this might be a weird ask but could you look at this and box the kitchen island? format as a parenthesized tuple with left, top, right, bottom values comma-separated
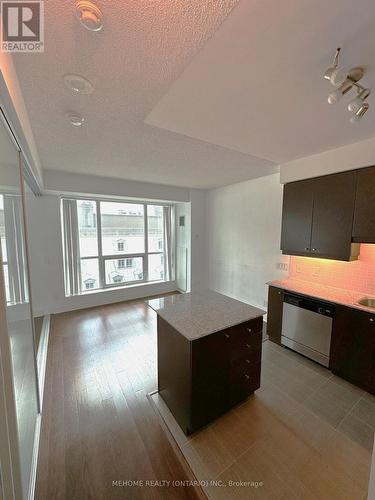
(147, 290, 265, 435)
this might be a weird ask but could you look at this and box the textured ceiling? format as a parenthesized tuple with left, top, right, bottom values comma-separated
(146, 0, 375, 163)
(12, 0, 277, 189)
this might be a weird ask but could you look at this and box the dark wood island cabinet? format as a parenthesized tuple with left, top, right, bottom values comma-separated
(148, 290, 265, 435)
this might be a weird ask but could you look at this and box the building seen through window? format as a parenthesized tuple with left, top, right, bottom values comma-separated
(63, 199, 171, 294)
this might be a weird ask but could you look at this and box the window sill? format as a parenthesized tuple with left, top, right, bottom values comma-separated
(66, 280, 173, 298)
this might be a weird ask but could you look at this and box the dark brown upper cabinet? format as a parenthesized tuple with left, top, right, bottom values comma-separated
(352, 166, 375, 243)
(280, 179, 314, 255)
(281, 171, 359, 261)
(310, 171, 357, 261)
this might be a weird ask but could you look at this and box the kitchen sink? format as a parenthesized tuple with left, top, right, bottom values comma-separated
(357, 297, 375, 309)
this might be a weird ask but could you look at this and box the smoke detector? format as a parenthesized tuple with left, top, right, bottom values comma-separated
(67, 113, 85, 127)
(75, 1, 103, 32)
(63, 74, 94, 95)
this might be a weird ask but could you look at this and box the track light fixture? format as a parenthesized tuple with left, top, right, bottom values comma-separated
(324, 48, 371, 123)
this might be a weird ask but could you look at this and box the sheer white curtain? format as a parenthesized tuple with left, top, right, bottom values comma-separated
(61, 199, 81, 296)
(3, 195, 28, 304)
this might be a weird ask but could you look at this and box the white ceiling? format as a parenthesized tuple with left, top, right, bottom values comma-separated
(12, 0, 375, 190)
(146, 0, 375, 163)
(12, 0, 277, 190)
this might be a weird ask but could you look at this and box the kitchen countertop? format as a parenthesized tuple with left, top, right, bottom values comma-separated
(147, 289, 265, 340)
(269, 278, 375, 314)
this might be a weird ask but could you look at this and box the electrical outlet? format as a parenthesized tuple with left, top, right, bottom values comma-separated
(276, 262, 289, 272)
(312, 266, 320, 277)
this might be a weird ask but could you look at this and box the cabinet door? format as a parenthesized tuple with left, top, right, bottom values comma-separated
(280, 180, 314, 255)
(191, 330, 231, 431)
(353, 166, 375, 243)
(310, 171, 356, 260)
(330, 305, 375, 394)
(266, 286, 284, 344)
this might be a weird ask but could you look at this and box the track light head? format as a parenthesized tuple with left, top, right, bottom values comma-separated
(324, 48, 341, 82)
(348, 88, 371, 112)
(327, 79, 353, 104)
(350, 103, 369, 124)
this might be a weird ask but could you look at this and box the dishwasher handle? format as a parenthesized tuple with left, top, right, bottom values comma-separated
(283, 293, 335, 318)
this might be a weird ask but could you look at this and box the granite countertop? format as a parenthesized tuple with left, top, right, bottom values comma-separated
(147, 289, 265, 341)
(269, 278, 375, 314)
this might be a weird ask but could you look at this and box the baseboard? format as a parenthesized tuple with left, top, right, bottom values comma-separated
(28, 316, 50, 500)
(27, 414, 41, 500)
(37, 315, 50, 410)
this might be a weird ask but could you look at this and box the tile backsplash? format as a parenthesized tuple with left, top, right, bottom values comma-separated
(289, 244, 375, 295)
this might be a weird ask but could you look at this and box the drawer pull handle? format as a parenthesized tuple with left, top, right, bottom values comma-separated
(245, 374, 250, 380)
(304, 247, 309, 251)
(312, 248, 317, 252)
(225, 334, 230, 338)
(246, 359, 250, 364)
(370, 318, 374, 322)
(246, 328, 252, 333)
(246, 344, 251, 349)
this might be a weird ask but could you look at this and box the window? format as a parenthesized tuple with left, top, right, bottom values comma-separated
(0, 194, 29, 304)
(62, 199, 174, 296)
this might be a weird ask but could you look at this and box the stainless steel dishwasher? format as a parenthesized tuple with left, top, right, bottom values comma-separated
(281, 293, 335, 367)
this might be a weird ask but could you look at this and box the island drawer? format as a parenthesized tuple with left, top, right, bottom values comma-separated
(233, 317, 263, 337)
(229, 331, 262, 366)
(229, 362, 261, 404)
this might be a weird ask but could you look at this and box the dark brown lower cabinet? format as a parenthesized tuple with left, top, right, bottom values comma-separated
(266, 286, 284, 344)
(158, 315, 263, 435)
(330, 305, 375, 395)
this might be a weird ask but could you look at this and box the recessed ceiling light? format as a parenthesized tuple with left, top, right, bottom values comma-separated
(67, 113, 85, 127)
(75, 1, 103, 32)
(63, 74, 94, 95)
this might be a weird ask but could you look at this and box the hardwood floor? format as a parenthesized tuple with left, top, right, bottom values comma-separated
(35, 296, 203, 500)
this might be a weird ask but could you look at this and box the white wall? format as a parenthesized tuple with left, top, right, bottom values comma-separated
(280, 135, 375, 183)
(43, 170, 190, 203)
(0, 60, 43, 186)
(190, 189, 208, 291)
(206, 173, 288, 310)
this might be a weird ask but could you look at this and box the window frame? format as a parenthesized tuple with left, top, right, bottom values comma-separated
(69, 197, 172, 294)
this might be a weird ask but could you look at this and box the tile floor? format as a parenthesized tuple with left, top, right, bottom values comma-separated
(150, 340, 375, 499)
